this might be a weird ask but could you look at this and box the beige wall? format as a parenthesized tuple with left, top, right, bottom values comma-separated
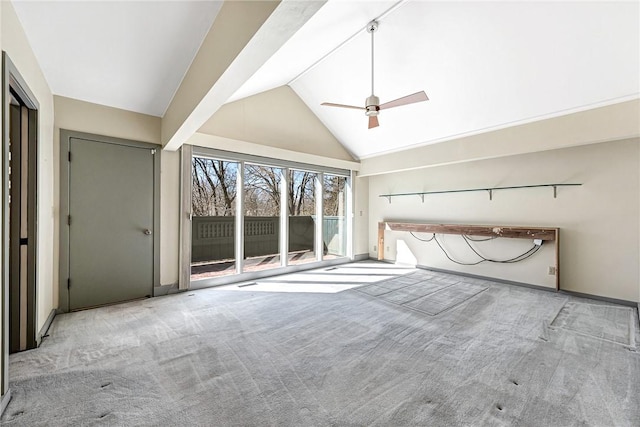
(353, 174, 369, 257)
(2, 0, 56, 338)
(368, 139, 639, 302)
(53, 97, 180, 292)
(198, 85, 354, 162)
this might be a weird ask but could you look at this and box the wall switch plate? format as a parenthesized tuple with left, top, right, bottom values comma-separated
(548, 266, 556, 275)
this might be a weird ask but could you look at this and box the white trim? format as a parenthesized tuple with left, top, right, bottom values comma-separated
(279, 167, 288, 268)
(0, 389, 11, 417)
(178, 145, 193, 291)
(315, 173, 324, 261)
(188, 133, 360, 172)
(36, 309, 56, 346)
(235, 161, 244, 274)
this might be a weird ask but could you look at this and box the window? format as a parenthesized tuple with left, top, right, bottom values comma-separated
(288, 170, 317, 265)
(323, 175, 347, 259)
(244, 164, 282, 271)
(190, 157, 238, 279)
(188, 148, 351, 284)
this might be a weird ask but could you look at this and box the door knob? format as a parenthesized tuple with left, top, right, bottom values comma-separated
(144, 229, 152, 235)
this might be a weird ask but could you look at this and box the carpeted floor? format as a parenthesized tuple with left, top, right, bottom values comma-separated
(2, 262, 639, 426)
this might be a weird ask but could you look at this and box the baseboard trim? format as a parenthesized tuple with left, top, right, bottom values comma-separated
(415, 264, 557, 293)
(558, 290, 637, 308)
(37, 309, 56, 346)
(353, 253, 369, 261)
(369, 256, 393, 264)
(410, 263, 638, 306)
(154, 283, 179, 296)
(0, 390, 12, 417)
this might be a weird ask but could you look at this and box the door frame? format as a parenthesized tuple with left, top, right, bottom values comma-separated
(2, 51, 40, 411)
(58, 130, 161, 313)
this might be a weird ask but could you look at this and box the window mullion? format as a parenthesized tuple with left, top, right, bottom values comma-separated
(280, 168, 288, 268)
(236, 161, 245, 274)
(316, 173, 324, 261)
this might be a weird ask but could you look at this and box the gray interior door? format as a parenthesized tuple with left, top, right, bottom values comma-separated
(68, 137, 154, 310)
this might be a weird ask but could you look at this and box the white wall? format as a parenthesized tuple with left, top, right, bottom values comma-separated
(2, 0, 55, 336)
(368, 139, 639, 302)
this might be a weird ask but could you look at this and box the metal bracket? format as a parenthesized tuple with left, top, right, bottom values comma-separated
(418, 194, 424, 203)
(553, 185, 557, 198)
(487, 189, 493, 201)
(385, 196, 391, 204)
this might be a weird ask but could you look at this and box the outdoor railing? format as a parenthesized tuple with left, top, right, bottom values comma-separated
(192, 216, 345, 263)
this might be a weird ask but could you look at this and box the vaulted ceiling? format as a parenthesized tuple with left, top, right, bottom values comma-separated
(11, 1, 640, 160)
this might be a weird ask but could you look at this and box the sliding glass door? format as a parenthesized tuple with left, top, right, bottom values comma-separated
(244, 164, 282, 272)
(188, 148, 351, 285)
(190, 157, 238, 280)
(323, 175, 347, 259)
(288, 170, 317, 265)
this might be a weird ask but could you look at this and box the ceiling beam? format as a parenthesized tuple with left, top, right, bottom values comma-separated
(161, 0, 326, 151)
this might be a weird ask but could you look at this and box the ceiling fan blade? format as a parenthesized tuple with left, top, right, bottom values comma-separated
(321, 102, 365, 110)
(368, 115, 379, 129)
(379, 91, 429, 110)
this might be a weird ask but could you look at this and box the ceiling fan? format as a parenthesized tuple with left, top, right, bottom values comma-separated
(321, 20, 428, 129)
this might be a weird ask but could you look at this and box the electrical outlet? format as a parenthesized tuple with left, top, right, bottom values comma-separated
(548, 266, 556, 275)
(373, 245, 377, 251)
(359, 210, 363, 216)
(386, 246, 390, 251)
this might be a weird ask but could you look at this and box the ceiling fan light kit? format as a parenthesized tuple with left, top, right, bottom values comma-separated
(321, 20, 428, 129)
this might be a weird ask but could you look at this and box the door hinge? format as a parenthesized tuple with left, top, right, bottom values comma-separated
(67, 215, 71, 226)
(68, 151, 71, 162)
(67, 278, 70, 289)
(151, 149, 156, 155)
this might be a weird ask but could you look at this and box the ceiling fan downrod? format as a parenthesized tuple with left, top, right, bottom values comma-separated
(319, 19, 428, 130)
(366, 21, 380, 118)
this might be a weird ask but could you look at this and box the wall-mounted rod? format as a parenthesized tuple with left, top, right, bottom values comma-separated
(379, 183, 582, 203)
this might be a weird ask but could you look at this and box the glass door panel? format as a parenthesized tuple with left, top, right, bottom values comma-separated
(288, 170, 317, 265)
(244, 164, 282, 272)
(191, 157, 238, 280)
(323, 175, 347, 259)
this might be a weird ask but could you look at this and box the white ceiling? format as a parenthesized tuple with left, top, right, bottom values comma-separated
(11, 1, 640, 159)
(234, 0, 640, 159)
(11, 0, 222, 117)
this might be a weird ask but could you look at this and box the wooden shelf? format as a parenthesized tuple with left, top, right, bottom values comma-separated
(379, 183, 581, 203)
(378, 221, 560, 290)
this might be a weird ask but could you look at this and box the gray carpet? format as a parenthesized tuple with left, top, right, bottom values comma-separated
(355, 271, 488, 315)
(2, 262, 639, 426)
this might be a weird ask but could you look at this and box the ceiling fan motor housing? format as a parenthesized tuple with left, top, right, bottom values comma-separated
(365, 95, 380, 116)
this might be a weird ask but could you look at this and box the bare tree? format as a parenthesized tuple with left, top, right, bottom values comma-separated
(323, 175, 346, 216)
(244, 165, 281, 216)
(192, 158, 236, 216)
(288, 170, 315, 216)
